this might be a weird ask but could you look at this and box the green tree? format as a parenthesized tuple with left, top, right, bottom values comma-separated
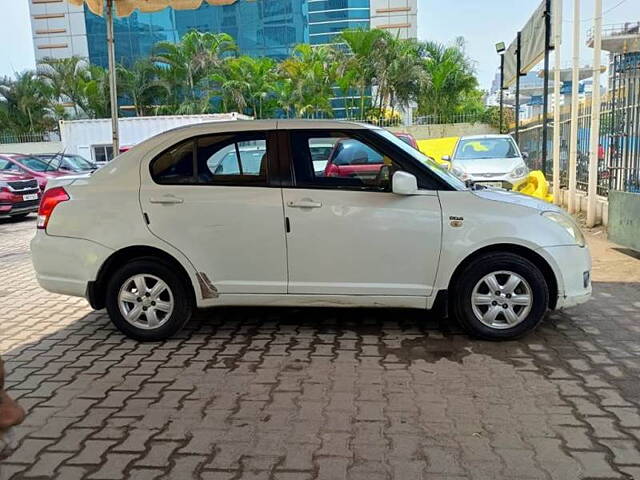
(0, 72, 56, 133)
(279, 44, 337, 118)
(37, 56, 89, 116)
(153, 30, 236, 112)
(416, 37, 479, 119)
(336, 28, 386, 117)
(117, 59, 168, 116)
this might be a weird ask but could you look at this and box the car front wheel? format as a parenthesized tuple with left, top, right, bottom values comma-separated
(452, 252, 549, 340)
(105, 258, 193, 341)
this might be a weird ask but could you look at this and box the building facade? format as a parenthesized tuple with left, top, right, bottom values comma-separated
(29, 0, 417, 66)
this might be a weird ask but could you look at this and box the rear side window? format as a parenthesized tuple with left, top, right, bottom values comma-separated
(151, 140, 195, 184)
(150, 133, 268, 186)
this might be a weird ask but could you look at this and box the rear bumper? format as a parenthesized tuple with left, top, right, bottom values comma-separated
(539, 244, 592, 309)
(31, 232, 113, 298)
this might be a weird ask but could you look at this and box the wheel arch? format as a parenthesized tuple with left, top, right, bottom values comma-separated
(447, 243, 559, 310)
(88, 245, 197, 310)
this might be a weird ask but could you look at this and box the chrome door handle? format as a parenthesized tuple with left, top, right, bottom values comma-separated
(149, 195, 183, 204)
(287, 200, 322, 209)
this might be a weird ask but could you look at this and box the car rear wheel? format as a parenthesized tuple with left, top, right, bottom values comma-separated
(105, 258, 193, 341)
(451, 252, 549, 340)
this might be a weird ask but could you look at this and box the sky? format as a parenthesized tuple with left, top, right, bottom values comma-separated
(1, 0, 640, 88)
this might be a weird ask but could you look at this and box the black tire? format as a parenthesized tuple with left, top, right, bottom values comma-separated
(451, 252, 549, 340)
(105, 257, 193, 341)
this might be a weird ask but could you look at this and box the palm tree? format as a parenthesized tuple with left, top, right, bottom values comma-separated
(153, 30, 237, 110)
(335, 29, 386, 117)
(117, 59, 168, 116)
(0, 72, 56, 133)
(279, 44, 337, 118)
(417, 37, 479, 119)
(37, 56, 89, 116)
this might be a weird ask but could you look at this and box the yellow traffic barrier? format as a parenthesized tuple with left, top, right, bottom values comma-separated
(512, 170, 554, 203)
(417, 136, 459, 166)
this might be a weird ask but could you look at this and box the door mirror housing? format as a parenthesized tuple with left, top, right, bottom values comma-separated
(522, 152, 529, 159)
(392, 171, 418, 195)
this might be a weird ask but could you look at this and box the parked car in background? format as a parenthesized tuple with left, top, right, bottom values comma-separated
(394, 132, 419, 150)
(31, 120, 591, 343)
(0, 154, 72, 191)
(0, 160, 40, 219)
(35, 154, 98, 173)
(324, 138, 387, 179)
(445, 134, 529, 188)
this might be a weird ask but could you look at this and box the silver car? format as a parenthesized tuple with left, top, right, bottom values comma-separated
(445, 134, 529, 188)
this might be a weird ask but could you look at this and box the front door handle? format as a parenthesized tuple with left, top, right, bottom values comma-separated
(287, 199, 322, 209)
(149, 195, 184, 205)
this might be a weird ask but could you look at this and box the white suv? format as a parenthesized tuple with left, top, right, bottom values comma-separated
(31, 120, 591, 341)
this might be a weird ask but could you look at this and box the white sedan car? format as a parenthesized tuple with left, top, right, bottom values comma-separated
(31, 120, 591, 341)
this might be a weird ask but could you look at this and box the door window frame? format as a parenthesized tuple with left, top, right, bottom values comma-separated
(278, 129, 455, 192)
(148, 130, 280, 188)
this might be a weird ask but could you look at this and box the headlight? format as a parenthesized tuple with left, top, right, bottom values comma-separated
(510, 165, 529, 179)
(541, 211, 585, 247)
(451, 165, 469, 181)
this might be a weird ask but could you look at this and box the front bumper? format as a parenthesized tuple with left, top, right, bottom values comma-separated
(467, 174, 527, 189)
(539, 244, 592, 309)
(31, 231, 114, 298)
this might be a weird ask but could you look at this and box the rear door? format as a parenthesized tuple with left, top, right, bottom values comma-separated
(140, 129, 287, 295)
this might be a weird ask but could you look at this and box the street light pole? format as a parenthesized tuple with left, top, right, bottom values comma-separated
(515, 31, 522, 144)
(552, 0, 563, 205)
(541, 0, 552, 177)
(106, 0, 120, 157)
(587, 0, 603, 227)
(500, 53, 505, 134)
(568, 0, 580, 214)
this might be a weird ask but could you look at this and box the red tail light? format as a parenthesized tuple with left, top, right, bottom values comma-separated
(37, 187, 69, 230)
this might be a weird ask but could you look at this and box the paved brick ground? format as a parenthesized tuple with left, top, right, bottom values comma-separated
(1, 216, 640, 479)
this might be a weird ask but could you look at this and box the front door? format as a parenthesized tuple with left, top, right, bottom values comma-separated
(282, 130, 442, 297)
(140, 130, 287, 295)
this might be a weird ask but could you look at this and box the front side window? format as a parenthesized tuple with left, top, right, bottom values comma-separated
(290, 131, 397, 191)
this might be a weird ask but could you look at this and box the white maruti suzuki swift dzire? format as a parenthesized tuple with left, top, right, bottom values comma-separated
(31, 120, 591, 341)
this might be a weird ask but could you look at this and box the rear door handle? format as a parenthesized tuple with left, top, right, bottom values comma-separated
(149, 195, 183, 205)
(287, 200, 322, 209)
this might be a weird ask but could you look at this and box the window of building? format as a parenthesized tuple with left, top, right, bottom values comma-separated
(92, 145, 114, 163)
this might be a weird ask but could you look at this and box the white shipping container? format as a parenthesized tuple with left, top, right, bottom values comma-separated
(60, 113, 252, 163)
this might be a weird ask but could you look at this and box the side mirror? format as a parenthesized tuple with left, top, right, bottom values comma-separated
(522, 152, 529, 159)
(392, 171, 418, 195)
(442, 155, 451, 161)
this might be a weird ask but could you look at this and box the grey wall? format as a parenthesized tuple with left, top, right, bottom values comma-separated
(0, 142, 64, 155)
(389, 123, 498, 140)
(608, 191, 640, 252)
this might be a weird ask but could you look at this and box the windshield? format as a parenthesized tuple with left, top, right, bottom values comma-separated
(454, 138, 520, 160)
(19, 156, 59, 172)
(60, 154, 95, 171)
(374, 129, 467, 190)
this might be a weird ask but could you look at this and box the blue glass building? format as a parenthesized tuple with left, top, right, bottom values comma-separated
(308, 0, 370, 46)
(84, 0, 311, 67)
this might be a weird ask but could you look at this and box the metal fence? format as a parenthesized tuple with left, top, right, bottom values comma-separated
(0, 131, 61, 145)
(515, 54, 640, 196)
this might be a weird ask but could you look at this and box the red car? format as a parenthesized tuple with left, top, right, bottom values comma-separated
(0, 161, 41, 219)
(394, 132, 419, 150)
(324, 138, 385, 179)
(0, 154, 71, 191)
